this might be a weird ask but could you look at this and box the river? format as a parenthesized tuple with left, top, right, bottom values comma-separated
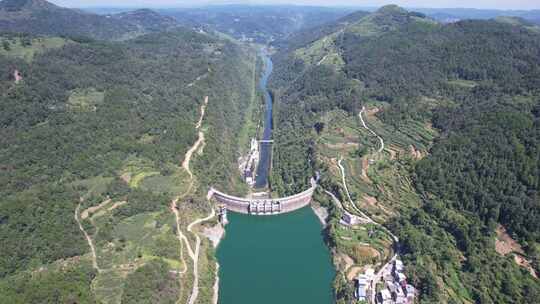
(254, 49, 273, 188)
(216, 50, 335, 304)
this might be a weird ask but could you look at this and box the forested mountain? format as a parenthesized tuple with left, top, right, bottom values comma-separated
(108, 9, 178, 32)
(160, 5, 354, 43)
(0, 10, 255, 302)
(270, 5, 540, 303)
(415, 7, 540, 24)
(0, 0, 177, 40)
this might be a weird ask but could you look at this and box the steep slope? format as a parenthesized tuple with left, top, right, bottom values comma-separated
(0, 26, 256, 303)
(0, 0, 168, 40)
(270, 6, 540, 304)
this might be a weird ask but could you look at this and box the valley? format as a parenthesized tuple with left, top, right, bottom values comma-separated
(1, 1, 540, 304)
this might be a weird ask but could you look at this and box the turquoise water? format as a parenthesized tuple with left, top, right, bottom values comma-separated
(216, 207, 335, 304)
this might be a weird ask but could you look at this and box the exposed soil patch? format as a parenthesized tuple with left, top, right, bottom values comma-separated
(325, 142, 359, 150)
(202, 223, 225, 248)
(361, 157, 372, 183)
(495, 225, 537, 278)
(120, 172, 131, 184)
(495, 225, 524, 256)
(409, 145, 425, 160)
(107, 201, 127, 212)
(363, 195, 377, 206)
(13, 69, 23, 83)
(312, 204, 329, 227)
(347, 266, 363, 281)
(336, 252, 355, 272)
(81, 198, 112, 220)
(365, 107, 380, 116)
(514, 255, 538, 278)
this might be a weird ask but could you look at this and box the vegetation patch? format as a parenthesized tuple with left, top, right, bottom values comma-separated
(0, 36, 67, 62)
(67, 88, 105, 112)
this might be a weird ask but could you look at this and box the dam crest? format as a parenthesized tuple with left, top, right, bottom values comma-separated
(208, 177, 318, 215)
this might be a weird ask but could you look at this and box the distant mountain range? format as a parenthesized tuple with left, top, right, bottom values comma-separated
(156, 5, 355, 43)
(412, 7, 540, 24)
(0, 0, 179, 40)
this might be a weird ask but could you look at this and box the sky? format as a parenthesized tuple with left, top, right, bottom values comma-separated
(50, 0, 540, 10)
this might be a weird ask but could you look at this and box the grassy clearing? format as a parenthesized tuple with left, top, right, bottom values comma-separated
(119, 156, 190, 195)
(140, 170, 190, 195)
(67, 88, 105, 112)
(0, 36, 67, 62)
(294, 32, 345, 70)
(447, 79, 478, 88)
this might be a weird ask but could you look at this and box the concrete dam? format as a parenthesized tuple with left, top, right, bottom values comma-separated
(208, 178, 317, 215)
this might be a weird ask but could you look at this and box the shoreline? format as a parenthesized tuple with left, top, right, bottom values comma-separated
(213, 262, 220, 304)
(202, 222, 226, 304)
(311, 204, 329, 227)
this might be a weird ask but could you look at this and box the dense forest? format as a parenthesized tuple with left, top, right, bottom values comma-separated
(0, 17, 254, 301)
(270, 5, 540, 303)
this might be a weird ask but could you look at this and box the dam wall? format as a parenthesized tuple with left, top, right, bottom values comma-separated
(208, 178, 317, 215)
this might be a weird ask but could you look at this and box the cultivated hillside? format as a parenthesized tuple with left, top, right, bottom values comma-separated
(270, 5, 540, 303)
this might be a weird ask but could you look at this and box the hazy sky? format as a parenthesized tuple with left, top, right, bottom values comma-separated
(50, 0, 540, 10)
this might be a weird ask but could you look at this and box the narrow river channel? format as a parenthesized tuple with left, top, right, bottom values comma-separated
(254, 49, 273, 188)
(216, 50, 335, 304)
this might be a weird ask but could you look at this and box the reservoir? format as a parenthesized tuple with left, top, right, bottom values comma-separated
(216, 207, 335, 304)
(216, 50, 335, 304)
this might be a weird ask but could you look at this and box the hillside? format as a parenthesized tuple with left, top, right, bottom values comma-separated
(109, 9, 178, 32)
(270, 5, 540, 303)
(0, 25, 256, 303)
(0, 0, 175, 40)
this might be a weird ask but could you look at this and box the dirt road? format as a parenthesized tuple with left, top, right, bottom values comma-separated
(75, 200, 101, 273)
(359, 106, 384, 154)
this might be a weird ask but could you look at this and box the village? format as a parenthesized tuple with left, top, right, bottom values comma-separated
(355, 258, 416, 304)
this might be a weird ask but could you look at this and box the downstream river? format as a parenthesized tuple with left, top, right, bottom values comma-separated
(254, 50, 273, 188)
(216, 51, 335, 304)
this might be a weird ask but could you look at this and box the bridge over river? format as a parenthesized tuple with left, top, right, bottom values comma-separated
(208, 177, 317, 215)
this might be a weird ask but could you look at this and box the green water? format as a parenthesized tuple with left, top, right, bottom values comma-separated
(216, 207, 335, 304)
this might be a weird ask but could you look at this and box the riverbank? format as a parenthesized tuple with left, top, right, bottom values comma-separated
(312, 204, 329, 227)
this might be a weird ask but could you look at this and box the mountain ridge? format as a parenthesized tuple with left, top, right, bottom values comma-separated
(0, 0, 179, 40)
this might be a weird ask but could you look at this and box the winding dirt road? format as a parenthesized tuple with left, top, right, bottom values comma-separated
(75, 200, 101, 273)
(337, 157, 373, 222)
(186, 208, 216, 304)
(359, 106, 384, 154)
(171, 95, 218, 304)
